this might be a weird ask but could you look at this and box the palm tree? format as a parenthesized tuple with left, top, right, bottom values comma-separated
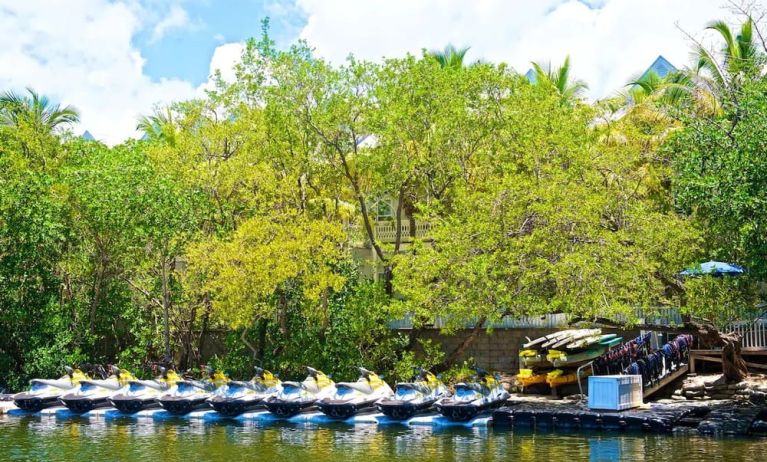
(628, 18, 761, 117)
(0, 88, 79, 134)
(429, 44, 470, 69)
(137, 108, 177, 145)
(696, 18, 758, 90)
(530, 56, 588, 105)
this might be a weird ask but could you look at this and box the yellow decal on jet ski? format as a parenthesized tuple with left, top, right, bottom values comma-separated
(256, 370, 279, 387)
(314, 370, 333, 389)
(366, 372, 386, 390)
(424, 372, 441, 389)
(69, 369, 88, 385)
(162, 370, 181, 386)
(211, 370, 229, 387)
(117, 369, 137, 386)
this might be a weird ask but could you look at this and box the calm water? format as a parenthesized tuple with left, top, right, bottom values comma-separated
(1, 415, 766, 462)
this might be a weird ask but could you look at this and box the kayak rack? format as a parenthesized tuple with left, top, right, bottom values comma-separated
(576, 361, 594, 400)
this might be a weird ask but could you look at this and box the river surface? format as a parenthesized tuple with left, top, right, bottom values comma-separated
(1, 414, 766, 461)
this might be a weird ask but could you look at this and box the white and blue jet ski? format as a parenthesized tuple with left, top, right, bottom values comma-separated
(12, 367, 89, 412)
(110, 367, 181, 414)
(158, 367, 228, 415)
(377, 369, 450, 420)
(264, 367, 336, 418)
(207, 367, 282, 417)
(317, 367, 393, 419)
(435, 368, 509, 421)
(60, 366, 136, 413)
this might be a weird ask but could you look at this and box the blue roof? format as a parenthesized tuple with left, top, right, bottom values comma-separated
(524, 68, 537, 84)
(639, 55, 676, 80)
(81, 130, 95, 141)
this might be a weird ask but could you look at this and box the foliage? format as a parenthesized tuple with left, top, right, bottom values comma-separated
(4, 12, 767, 389)
(531, 55, 588, 105)
(668, 77, 767, 287)
(428, 44, 471, 69)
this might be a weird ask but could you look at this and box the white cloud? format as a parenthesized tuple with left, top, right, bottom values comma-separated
(150, 4, 191, 43)
(0, 0, 739, 144)
(207, 42, 244, 85)
(293, 0, 733, 99)
(0, 1, 239, 144)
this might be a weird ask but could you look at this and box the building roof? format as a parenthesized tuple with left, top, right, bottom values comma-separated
(638, 55, 676, 81)
(524, 68, 537, 84)
(81, 130, 95, 141)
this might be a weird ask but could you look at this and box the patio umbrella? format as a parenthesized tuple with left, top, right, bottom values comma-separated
(679, 261, 745, 277)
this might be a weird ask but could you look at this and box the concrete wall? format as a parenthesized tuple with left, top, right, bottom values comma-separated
(415, 327, 642, 372)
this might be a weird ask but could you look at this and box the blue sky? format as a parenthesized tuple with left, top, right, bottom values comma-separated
(135, 1, 305, 86)
(0, 0, 733, 143)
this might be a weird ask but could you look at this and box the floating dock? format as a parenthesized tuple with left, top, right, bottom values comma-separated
(4, 406, 491, 428)
(493, 400, 767, 436)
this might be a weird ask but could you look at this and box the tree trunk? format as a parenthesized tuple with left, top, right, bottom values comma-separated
(434, 317, 487, 372)
(688, 319, 748, 382)
(240, 328, 258, 359)
(272, 291, 289, 357)
(161, 260, 171, 362)
(256, 319, 268, 362)
(197, 294, 212, 367)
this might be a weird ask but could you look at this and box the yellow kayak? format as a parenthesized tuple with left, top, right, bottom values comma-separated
(520, 349, 550, 367)
(545, 349, 567, 362)
(546, 368, 592, 388)
(517, 369, 548, 387)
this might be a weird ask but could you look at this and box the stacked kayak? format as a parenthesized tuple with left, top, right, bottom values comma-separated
(517, 329, 622, 392)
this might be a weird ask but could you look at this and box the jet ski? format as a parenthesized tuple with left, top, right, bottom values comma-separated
(60, 366, 136, 413)
(317, 367, 393, 419)
(110, 367, 181, 414)
(159, 367, 228, 415)
(13, 367, 89, 412)
(264, 367, 336, 418)
(435, 368, 510, 421)
(377, 369, 450, 420)
(207, 367, 282, 417)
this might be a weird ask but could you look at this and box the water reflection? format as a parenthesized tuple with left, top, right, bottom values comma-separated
(1, 415, 766, 462)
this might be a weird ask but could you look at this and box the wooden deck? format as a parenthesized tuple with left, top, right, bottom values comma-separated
(689, 348, 767, 373)
(643, 364, 689, 399)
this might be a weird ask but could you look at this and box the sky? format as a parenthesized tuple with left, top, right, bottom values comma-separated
(0, 0, 736, 144)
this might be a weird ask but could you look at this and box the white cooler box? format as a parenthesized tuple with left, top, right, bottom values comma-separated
(588, 375, 643, 411)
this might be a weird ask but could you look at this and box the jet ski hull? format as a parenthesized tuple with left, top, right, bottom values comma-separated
(13, 394, 61, 412)
(208, 395, 264, 417)
(317, 398, 378, 419)
(377, 398, 437, 420)
(60, 395, 111, 413)
(110, 395, 160, 414)
(159, 396, 210, 415)
(436, 398, 507, 422)
(264, 398, 317, 418)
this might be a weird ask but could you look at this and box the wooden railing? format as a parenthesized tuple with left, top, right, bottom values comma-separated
(373, 221, 431, 243)
(727, 319, 767, 349)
